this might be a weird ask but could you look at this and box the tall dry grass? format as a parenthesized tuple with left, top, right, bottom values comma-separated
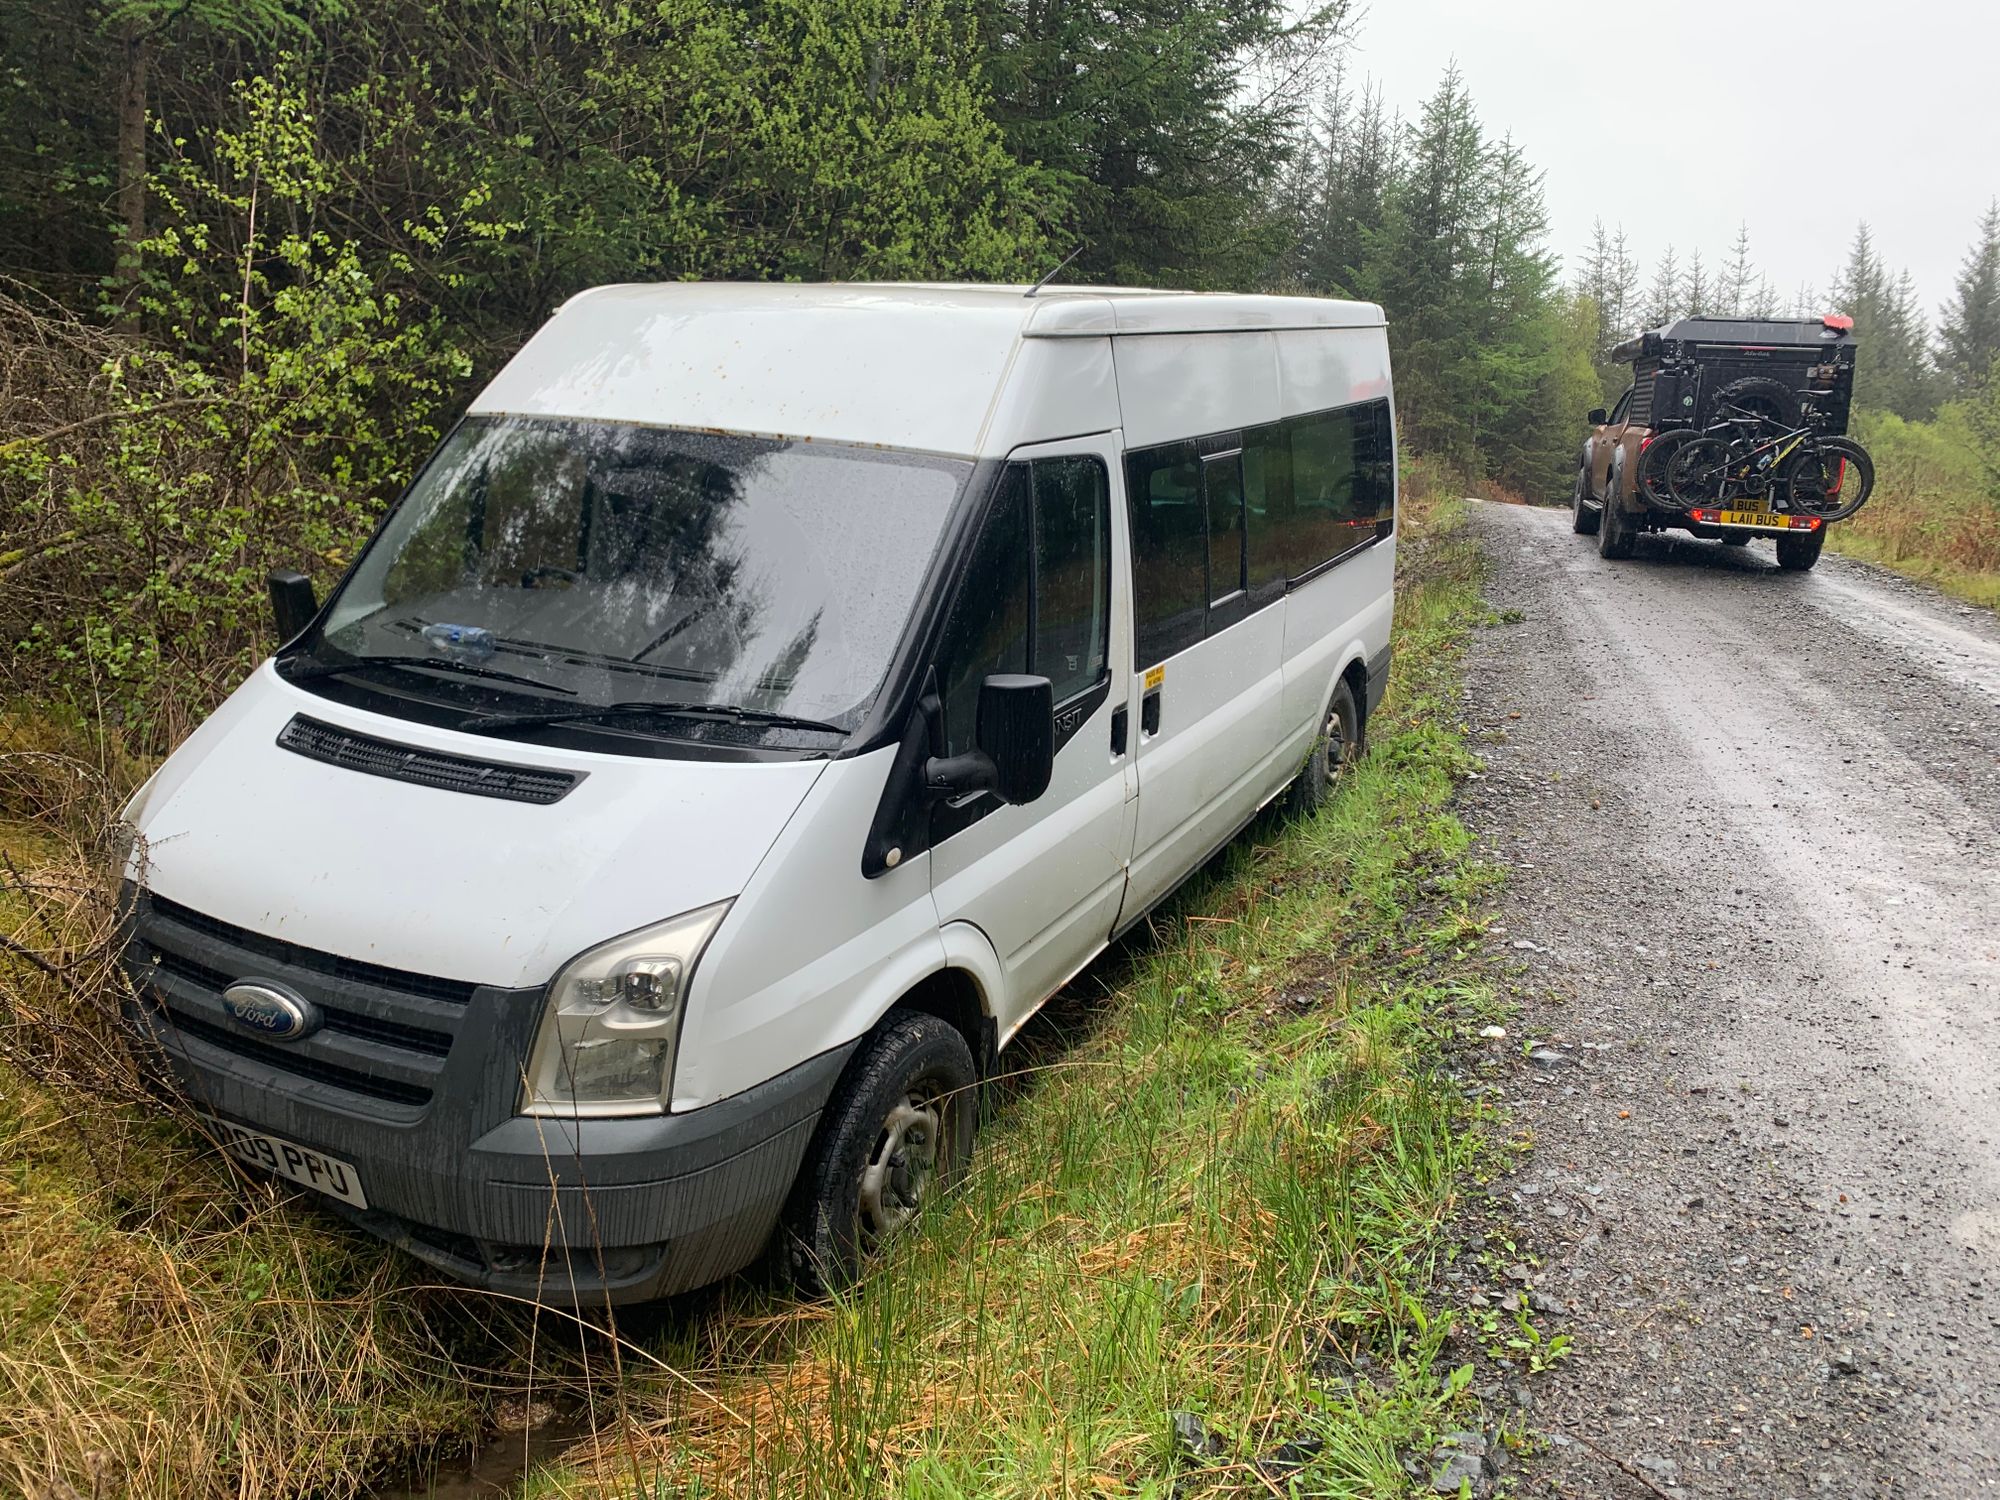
(1830, 408, 2000, 608)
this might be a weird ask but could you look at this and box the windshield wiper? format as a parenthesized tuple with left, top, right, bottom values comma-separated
(459, 699, 848, 737)
(280, 653, 577, 696)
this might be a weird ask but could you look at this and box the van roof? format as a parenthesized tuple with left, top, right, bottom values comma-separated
(554, 281, 1386, 336)
(470, 281, 1385, 455)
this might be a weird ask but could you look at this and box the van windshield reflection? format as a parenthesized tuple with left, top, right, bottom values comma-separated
(301, 418, 967, 741)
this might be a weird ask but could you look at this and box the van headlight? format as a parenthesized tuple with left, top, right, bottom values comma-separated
(520, 901, 731, 1117)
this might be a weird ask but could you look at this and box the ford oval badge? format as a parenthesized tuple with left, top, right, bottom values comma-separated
(221, 980, 321, 1042)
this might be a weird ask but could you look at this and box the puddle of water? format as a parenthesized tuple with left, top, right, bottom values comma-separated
(375, 1416, 588, 1500)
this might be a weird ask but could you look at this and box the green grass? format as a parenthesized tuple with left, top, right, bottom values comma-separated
(0, 488, 1501, 1500)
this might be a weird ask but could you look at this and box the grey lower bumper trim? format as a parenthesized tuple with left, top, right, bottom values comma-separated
(1365, 646, 1394, 719)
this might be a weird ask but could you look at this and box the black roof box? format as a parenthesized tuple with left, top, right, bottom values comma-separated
(1610, 315, 1855, 364)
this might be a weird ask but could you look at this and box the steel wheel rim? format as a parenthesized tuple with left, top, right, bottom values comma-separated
(857, 1089, 945, 1248)
(1325, 700, 1354, 776)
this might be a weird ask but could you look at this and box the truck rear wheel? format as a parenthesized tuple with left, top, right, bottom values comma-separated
(779, 1012, 976, 1295)
(1598, 455, 1639, 560)
(1775, 530, 1825, 572)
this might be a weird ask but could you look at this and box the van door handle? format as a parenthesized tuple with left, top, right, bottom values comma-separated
(1141, 685, 1162, 736)
(1110, 705, 1128, 756)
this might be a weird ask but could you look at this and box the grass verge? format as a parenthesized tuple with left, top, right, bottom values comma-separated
(1, 480, 1498, 1500)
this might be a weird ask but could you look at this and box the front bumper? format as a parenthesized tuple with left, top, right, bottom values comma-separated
(123, 889, 854, 1303)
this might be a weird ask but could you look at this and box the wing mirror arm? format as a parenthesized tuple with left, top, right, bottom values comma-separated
(267, 568, 320, 646)
(922, 673, 1054, 808)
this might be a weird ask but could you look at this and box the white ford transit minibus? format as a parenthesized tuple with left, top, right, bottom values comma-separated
(120, 283, 1397, 1301)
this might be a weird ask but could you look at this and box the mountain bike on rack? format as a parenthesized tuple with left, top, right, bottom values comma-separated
(1661, 401, 1874, 524)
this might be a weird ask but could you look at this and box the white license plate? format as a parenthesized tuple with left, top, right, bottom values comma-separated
(202, 1116, 369, 1208)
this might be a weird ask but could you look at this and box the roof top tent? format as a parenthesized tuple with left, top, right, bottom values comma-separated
(1607, 314, 1857, 436)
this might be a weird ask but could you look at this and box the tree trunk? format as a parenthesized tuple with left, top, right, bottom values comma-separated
(114, 17, 148, 317)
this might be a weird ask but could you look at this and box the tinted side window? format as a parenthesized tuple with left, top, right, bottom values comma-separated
(936, 466, 1029, 758)
(1033, 458, 1111, 705)
(1204, 453, 1246, 605)
(1125, 441, 1206, 667)
(1282, 399, 1395, 578)
(1242, 420, 1292, 602)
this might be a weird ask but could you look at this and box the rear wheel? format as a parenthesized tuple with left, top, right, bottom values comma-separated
(1784, 437, 1874, 522)
(1635, 430, 1696, 510)
(1775, 529, 1826, 572)
(1664, 436, 1734, 508)
(1571, 463, 1600, 535)
(780, 1012, 976, 1295)
(1284, 677, 1362, 818)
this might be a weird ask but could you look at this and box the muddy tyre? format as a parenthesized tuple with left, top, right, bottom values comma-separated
(1598, 455, 1640, 560)
(1284, 676, 1362, 819)
(1571, 463, 1600, 535)
(779, 1012, 976, 1296)
(1775, 529, 1826, 572)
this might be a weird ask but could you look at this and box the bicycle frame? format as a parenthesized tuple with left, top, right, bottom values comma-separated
(1682, 412, 1817, 505)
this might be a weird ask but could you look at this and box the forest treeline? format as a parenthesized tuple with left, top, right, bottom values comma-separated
(1, 0, 1996, 736)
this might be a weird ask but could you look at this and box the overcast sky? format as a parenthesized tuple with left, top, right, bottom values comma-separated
(1343, 0, 1997, 325)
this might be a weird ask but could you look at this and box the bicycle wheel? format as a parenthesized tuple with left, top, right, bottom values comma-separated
(1663, 435, 1734, 509)
(1784, 437, 1874, 522)
(1635, 430, 1695, 510)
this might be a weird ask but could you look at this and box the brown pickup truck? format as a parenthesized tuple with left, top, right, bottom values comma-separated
(1570, 314, 1858, 571)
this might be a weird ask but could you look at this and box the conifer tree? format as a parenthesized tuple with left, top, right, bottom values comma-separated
(1681, 249, 1710, 318)
(1642, 245, 1680, 328)
(1938, 200, 2000, 393)
(1718, 222, 1755, 317)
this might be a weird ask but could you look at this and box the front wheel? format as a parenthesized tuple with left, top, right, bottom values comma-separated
(779, 1013, 977, 1295)
(1785, 437, 1874, 522)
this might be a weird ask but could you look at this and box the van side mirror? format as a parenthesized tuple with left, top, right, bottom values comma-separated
(267, 568, 320, 645)
(1587, 407, 1608, 426)
(923, 674, 1054, 806)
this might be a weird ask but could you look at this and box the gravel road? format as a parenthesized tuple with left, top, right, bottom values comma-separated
(1457, 502, 2000, 1497)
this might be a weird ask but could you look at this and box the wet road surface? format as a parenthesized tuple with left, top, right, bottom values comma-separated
(1458, 502, 2000, 1496)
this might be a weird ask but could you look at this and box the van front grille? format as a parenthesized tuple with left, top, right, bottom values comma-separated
(147, 1001, 435, 1107)
(127, 894, 476, 1116)
(276, 713, 583, 806)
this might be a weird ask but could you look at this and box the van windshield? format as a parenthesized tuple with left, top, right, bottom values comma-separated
(304, 417, 967, 738)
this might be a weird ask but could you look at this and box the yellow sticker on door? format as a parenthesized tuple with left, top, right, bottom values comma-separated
(1143, 665, 1165, 691)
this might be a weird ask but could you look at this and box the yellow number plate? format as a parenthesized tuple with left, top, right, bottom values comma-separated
(1717, 509, 1787, 529)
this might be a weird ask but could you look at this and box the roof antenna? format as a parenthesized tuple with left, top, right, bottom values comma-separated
(1025, 243, 1087, 298)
